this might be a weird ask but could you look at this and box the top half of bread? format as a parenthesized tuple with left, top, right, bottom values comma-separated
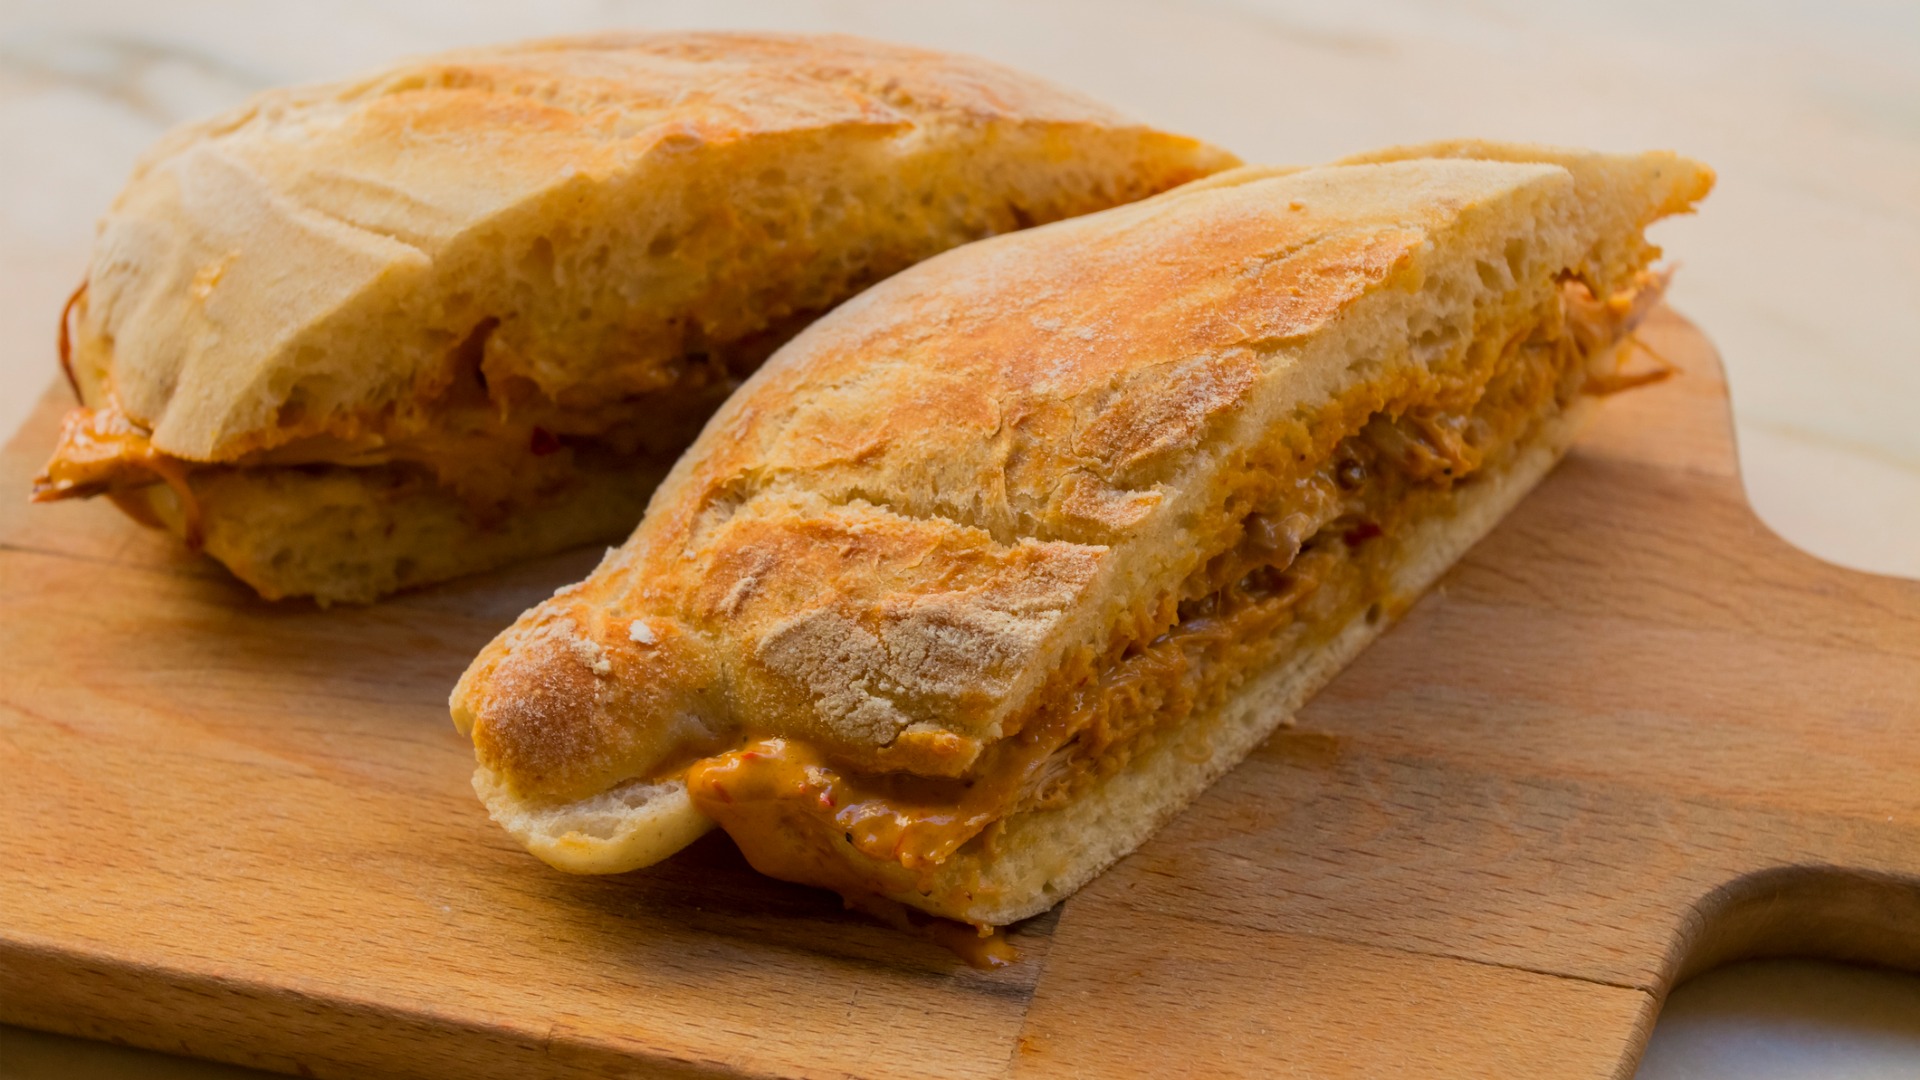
(71, 31, 1235, 463)
(452, 142, 1712, 804)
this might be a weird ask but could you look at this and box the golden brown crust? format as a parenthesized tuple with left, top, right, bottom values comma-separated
(455, 142, 1713, 884)
(650, 213, 1431, 551)
(457, 599, 723, 802)
(690, 496, 1109, 775)
(74, 31, 1235, 464)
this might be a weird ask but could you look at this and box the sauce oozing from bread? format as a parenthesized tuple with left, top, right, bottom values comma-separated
(29, 320, 785, 520)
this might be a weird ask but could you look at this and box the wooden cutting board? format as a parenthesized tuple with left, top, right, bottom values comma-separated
(2, 309, 1916, 1079)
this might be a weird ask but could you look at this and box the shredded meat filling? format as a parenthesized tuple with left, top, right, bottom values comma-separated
(30, 306, 825, 516)
(685, 274, 1667, 907)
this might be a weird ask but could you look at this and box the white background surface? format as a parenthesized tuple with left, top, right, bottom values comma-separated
(1, 1, 1915, 1077)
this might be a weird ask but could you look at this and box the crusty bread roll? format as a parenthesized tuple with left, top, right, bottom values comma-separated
(31, 31, 1235, 603)
(452, 141, 1712, 926)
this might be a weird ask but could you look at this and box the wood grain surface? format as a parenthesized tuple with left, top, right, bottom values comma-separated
(2, 309, 1916, 1079)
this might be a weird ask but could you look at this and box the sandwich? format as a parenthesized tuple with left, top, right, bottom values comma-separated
(30, 31, 1234, 603)
(450, 141, 1713, 928)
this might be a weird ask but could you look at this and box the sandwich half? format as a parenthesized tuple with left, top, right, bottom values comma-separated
(30, 31, 1234, 603)
(451, 141, 1712, 926)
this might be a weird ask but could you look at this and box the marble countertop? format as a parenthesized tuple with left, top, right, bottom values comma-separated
(1, 1, 1915, 1077)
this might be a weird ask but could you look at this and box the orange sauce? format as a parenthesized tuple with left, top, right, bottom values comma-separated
(32, 400, 205, 546)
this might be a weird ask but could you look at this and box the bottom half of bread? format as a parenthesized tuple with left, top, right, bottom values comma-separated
(121, 454, 672, 605)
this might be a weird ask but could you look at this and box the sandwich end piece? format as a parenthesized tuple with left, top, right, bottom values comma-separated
(454, 597, 732, 874)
